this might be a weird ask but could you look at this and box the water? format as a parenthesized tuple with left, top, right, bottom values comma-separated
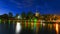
(0, 22, 60, 34)
(15, 22, 21, 34)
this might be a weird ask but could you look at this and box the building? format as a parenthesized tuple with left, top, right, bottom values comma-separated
(35, 11, 40, 17)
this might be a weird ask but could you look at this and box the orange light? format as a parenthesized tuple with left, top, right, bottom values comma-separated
(56, 24, 59, 34)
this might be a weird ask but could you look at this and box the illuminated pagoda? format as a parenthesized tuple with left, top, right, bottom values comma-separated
(35, 10, 40, 17)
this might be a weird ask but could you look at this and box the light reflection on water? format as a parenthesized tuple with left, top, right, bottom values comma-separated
(0, 22, 60, 34)
(28, 22, 60, 34)
(15, 22, 21, 34)
(52, 23, 59, 34)
(56, 24, 59, 34)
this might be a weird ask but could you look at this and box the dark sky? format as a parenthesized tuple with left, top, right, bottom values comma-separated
(0, 0, 60, 15)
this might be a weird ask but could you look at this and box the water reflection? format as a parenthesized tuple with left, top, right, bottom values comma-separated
(0, 22, 60, 34)
(15, 22, 21, 34)
(55, 24, 59, 34)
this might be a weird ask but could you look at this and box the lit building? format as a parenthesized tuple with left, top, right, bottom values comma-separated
(35, 11, 40, 17)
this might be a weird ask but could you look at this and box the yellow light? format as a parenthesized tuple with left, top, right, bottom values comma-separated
(43, 23, 45, 26)
(56, 24, 59, 34)
(31, 23, 34, 29)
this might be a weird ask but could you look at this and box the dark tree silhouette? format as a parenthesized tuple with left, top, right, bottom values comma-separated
(15, 13, 19, 17)
(21, 11, 26, 19)
(2, 14, 8, 19)
(27, 11, 33, 19)
(8, 12, 13, 18)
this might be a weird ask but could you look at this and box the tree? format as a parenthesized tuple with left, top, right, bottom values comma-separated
(15, 13, 19, 19)
(27, 11, 33, 19)
(2, 14, 8, 23)
(8, 12, 13, 18)
(21, 11, 26, 19)
(2, 14, 8, 19)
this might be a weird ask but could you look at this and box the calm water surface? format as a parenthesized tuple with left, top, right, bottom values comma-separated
(0, 22, 60, 34)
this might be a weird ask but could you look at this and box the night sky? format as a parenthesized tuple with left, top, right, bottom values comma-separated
(0, 0, 60, 15)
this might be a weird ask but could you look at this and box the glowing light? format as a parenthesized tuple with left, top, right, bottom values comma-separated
(15, 22, 21, 34)
(17, 16, 20, 19)
(41, 20, 42, 24)
(17, 15, 22, 19)
(31, 23, 34, 29)
(40, 20, 43, 29)
(50, 24, 52, 30)
(34, 19, 37, 28)
(56, 24, 59, 34)
(43, 23, 45, 26)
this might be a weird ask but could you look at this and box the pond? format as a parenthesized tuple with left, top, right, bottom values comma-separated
(0, 22, 59, 34)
